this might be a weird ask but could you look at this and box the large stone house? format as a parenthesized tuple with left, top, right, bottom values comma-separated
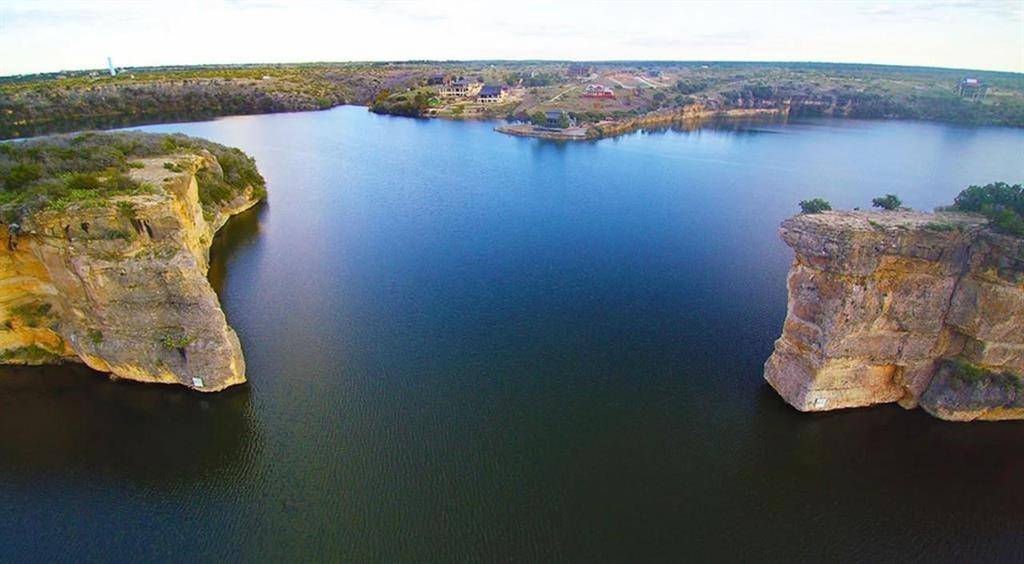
(439, 79, 480, 98)
(477, 85, 508, 103)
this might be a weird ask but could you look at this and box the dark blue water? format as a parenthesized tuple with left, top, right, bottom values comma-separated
(2, 107, 1023, 562)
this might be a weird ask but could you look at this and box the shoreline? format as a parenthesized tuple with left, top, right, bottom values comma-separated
(6, 102, 1020, 145)
(494, 107, 787, 141)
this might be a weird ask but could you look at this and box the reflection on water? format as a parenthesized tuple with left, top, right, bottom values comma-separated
(2, 107, 1023, 561)
(0, 363, 258, 487)
(208, 202, 267, 295)
(0, 199, 266, 490)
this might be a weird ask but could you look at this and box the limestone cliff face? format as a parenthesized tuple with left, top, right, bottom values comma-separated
(0, 154, 262, 391)
(764, 211, 1024, 421)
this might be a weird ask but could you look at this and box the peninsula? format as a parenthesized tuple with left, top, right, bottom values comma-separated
(0, 132, 266, 390)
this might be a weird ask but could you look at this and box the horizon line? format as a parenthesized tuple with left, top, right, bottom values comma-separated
(3, 58, 1021, 81)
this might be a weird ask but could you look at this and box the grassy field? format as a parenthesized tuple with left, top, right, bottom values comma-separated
(2, 61, 1022, 139)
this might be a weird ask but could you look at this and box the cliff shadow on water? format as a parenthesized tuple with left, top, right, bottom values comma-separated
(208, 202, 268, 296)
(0, 199, 269, 490)
(0, 362, 260, 489)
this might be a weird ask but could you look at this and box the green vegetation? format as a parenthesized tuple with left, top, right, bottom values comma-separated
(87, 329, 104, 345)
(948, 182, 1024, 237)
(160, 332, 195, 350)
(369, 88, 438, 117)
(115, 200, 137, 219)
(0, 131, 265, 221)
(946, 358, 1023, 392)
(799, 198, 832, 214)
(504, 71, 558, 87)
(0, 62, 405, 138)
(0, 344, 62, 364)
(872, 194, 903, 211)
(9, 301, 53, 328)
(3, 61, 1021, 139)
(102, 229, 133, 240)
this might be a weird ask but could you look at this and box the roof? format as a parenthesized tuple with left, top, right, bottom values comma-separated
(479, 85, 504, 96)
(545, 110, 564, 119)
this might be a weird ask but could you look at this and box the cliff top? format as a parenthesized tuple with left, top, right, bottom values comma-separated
(783, 209, 989, 233)
(0, 131, 265, 224)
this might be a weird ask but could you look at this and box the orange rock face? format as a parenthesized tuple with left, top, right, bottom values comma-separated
(764, 211, 1023, 421)
(0, 154, 262, 391)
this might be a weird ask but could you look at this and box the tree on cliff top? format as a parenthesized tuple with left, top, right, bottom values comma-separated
(872, 194, 903, 211)
(799, 198, 832, 214)
(949, 182, 1024, 236)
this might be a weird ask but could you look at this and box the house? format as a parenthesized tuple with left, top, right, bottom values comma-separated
(439, 79, 480, 97)
(477, 84, 508, 103)
(958, 77, 986, 99)
(583, 84, 615, 99)
(544, 110, 575, 129)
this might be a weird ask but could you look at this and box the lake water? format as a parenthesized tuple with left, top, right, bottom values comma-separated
(2, 107, 1023, 562)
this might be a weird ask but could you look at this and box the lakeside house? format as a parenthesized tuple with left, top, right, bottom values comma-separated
(544, 110, 575, 129)
(583, 84, 615, 99)
(958, 77, 986, 99)
(439, 79, 480, 97)
(477, 84, 508, 103)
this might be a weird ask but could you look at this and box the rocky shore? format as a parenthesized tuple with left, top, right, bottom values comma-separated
(764, 210, 1023, 421)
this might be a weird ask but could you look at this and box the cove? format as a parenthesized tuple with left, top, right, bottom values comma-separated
(1, 107, 1022, 561)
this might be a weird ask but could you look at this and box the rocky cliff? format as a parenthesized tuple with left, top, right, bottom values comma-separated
(0, 152, 262, 391)
(764, 211, 1024, 421)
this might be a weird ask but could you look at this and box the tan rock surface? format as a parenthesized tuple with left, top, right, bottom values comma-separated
(764, 210, 1024, 421)
(0, 154, 262, 391)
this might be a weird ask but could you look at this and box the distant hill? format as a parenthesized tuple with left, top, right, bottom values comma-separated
(2, 61, 1021, 139)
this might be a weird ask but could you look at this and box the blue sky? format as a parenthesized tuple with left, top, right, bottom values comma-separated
(1, 0, 1022, 75)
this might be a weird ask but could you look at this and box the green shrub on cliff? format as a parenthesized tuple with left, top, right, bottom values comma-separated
(799, 198, 832, 214)
(946, 358, 1023, 392)
(9, 301, 53, 328)
(0, 344, 62, 364)
(871, 194, 902, 211)
(5, 163, 41, 190)
(159, 331, 194, 350)
(948, 182, 1024, 237)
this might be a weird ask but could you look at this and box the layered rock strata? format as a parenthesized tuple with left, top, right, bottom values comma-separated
(0, 154, 261, 391)
(765, 211, 1023, 421)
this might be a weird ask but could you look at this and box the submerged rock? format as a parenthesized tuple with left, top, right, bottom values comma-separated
(0, 152, 263, 391)
(764, 210, 1023, 421)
